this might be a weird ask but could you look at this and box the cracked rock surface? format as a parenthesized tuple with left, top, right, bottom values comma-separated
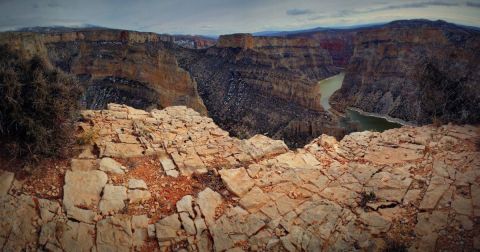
(0, 104, 479, 251)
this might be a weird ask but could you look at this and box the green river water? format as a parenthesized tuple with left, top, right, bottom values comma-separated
(317, 73, 403, 132)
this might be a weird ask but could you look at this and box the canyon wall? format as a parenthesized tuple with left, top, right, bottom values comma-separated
(1, 19, 478, 148)
(287, 29, 356, 67)
(329, 20, 480, 124)
(0, 30, 207, 114)
(175, 34, 341, 147)
(0, 29, 343, 147)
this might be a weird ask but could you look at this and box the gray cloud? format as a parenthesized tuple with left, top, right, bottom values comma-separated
(286, 8, 314, 16)
(310, 1, 463, 20)
(466, 1, 480, 8)
(0, 0, 478, 35)
(372, 1, 460, 11)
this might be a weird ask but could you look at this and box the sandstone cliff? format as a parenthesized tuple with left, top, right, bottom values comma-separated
(175, 34, 341, 147)
(329, 20, 480, 124)
(0, 30, 207, 114)
(287, 29, 356, 67)
(1, 20, 478, 148)
(1, 104, 479, 251)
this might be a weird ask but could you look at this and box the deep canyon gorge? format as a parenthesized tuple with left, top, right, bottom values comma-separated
(0, 19, 479, 147)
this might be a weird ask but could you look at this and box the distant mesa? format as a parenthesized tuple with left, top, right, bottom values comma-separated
(217, 33, 254, 49)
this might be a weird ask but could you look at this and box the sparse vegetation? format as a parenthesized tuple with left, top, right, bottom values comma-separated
(359, 191, 377, 208)
(0, 45, 83, 160)
(384, 239, 407, 252)
(76, 128, 99, 145)
(416, 59, 480, 125)
(192, 170, 226, 192)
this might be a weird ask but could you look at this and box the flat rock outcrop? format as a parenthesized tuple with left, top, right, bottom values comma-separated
(1, 104, 479, 251)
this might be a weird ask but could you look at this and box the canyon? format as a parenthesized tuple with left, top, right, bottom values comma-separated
(0, 19, 479, 147)
(1, 19, 480, 251)
(330, 20, 480, 124)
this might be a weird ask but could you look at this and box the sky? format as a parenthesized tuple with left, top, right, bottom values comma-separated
(0, 0, 479, 35)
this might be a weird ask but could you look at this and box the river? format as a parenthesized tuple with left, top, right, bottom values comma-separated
(316, 73, 404, 132)
(316, 72, 345, 111)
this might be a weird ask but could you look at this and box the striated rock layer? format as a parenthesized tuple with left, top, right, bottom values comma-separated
(0, 29, 341, 147)
(0, 30, 207, 114)
(1, 104, 479, 251)
(1, 19, 478, 148)
(174, 34, 341, 147)
(330, 20, 480, 124)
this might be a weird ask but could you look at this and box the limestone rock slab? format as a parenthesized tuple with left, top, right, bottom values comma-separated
(99, 157, 126, 174)
(219, 167, 254, 197)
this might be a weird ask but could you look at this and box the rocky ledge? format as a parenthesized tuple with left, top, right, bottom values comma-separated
(0, 104, 479, 251)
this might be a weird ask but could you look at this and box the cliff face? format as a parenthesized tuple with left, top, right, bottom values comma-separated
(217, 33, 255, 49)
(174, 34, 341, 147)
(1, 104, 479, 251)
(0, 30, 207, 114)
(218, 34, 338, 80)
(288, 29, 356, 67)
(0, 29, 343, 147)
(1, 20, 478, 147)
(330, 20, 480, 124)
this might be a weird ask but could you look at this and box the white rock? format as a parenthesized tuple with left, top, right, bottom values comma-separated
(63, 170, 107, 210)
(99, 184, 127, 214)
(176, 195, 195, 217)
(166, 169, 179, 178)
(96, 214, 134, 251)
(160, 157, 176, 171)
(128, 190, 152, 204)
(155, 214, 181, 242)
(99, 158, 126, 174)
(197, 188, 223, 225)
(128, 179, 148, 190)
(71, 159, 98, 171)
(219, 167, 255, 197)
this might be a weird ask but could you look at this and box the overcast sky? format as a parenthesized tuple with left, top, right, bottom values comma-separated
(0, 0, 479, 35)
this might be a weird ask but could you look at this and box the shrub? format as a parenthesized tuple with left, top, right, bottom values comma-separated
(359, 191, 376, 209)
(384, 239, 407, 252)
(0, 45, 83, 160)
(76, 128, 99, 146)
